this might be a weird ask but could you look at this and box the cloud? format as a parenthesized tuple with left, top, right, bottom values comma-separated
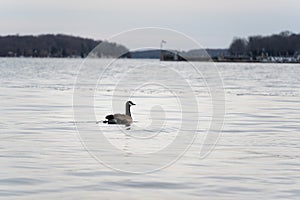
(1, 0, 300, 48)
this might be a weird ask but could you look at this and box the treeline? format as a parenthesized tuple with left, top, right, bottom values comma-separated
(229, 31, 300, 57)
(0, 34, 129, 58)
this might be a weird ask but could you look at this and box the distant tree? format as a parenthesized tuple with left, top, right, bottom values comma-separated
(0, 34, 129, 58)
(229, 37, 248, 56)
(62, 48, 67, 57)
(229, 31, 300, 57)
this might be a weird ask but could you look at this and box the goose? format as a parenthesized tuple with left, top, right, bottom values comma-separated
(103, 101, 136, 125)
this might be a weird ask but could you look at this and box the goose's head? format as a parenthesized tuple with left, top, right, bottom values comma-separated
(126, 101, 136, 107)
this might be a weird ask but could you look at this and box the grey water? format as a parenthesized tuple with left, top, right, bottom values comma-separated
(0, 58, 300, 199)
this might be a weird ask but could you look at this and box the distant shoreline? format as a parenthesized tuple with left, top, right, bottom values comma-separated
(1, 32, 300, 64)
(1, 56, 300, 64)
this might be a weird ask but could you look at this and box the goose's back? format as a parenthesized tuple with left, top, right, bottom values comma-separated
(113, 114, 133, 124)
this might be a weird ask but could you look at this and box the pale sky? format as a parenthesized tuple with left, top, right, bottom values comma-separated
(0, 0, 299, 48)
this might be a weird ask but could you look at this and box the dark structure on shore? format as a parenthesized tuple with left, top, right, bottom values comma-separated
(130, 49, 230, 61)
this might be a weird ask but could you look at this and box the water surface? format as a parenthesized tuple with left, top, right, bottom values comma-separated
(0, 58, 300, 199)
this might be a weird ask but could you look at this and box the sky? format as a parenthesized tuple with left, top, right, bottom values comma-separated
(0, 0, 300, 48)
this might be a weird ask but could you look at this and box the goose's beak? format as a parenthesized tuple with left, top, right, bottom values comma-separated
(132, 103, 136, 106)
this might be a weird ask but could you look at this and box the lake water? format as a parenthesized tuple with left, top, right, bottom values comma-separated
(1, 58, 300, 199)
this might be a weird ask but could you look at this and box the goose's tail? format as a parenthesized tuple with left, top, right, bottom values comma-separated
(105, 115, 114, 120)
(96, 120, 108, 124)
(96, 114, 115, 124)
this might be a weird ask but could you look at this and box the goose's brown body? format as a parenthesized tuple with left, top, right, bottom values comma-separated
(104, 101, 135, 125)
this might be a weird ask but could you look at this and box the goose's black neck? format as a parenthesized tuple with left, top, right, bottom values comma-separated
(126, 102, 131, 117)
